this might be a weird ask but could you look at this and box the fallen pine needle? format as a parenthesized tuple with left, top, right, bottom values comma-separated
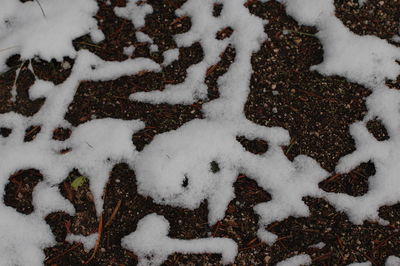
(105, 200, 122, 228)
(45, 242, 81, 264)
(84, 215, 103, 264)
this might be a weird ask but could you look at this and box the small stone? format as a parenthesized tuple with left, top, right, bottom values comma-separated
(272, 107, 278, 113)
(264, 256, 271, 264)
(61, 61, 71, 70)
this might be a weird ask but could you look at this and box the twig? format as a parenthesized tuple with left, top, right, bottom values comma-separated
(356, 250, 379, 266)
(206, 63, 219, 77)
(312, 253, 332, 262)
(45, 243, 81, 264)
(325, 173, 341, 183)
(239, 242, 264, 251)
(212, 221, 221, 236)
(285, 29, 316, 38)
(25, 125, 40, 138)
(285, 138, 296, 155)
(170, 16, 188, 26)
(34, 0, 46, 18)
(73, 41, 102, 49)
(84, 215, 103, 264)
(105, 200, 122, 228)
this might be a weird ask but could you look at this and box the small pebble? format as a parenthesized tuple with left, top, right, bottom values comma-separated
(62, 61, 71, 70)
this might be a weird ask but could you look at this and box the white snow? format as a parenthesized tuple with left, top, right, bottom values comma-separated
(66, 233, 97, 252)
(114, 0, 153, 29)
(279, 0, 400, 87)
(29, 79, 54, 100)
(347, 262, 372, 266)
(162, 48, 179, 66)
(309, 242, 326, 249)
(0, 47, 159, 264)
(280, 0, 400, 227)
(1, 0, 400, 264)
(135, 32, 153, 44)
(133, 0, 328, 245)
(276, 254, 312, 266)
(386, 256, 400, 266)
(122, 213, 238, 266)
(0, 0, 103, 73)
(123, 45, 135, 57)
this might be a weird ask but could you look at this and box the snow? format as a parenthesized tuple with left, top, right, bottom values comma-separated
(280, 0, 400, 227)
(309, 242, 326, 249)
(123, 45, 135, 57)
(122, 213, 237, 266)
(1, 0, 400, 264)
(133, 0, 327, 246)
(276, 254, 312, 266)
(66, 233, 97, 252)
(347, 262, 372, 266)
(135, 32, 153, 44)
(114, 0, 153, 29)
(29, 79, 54, 101)
(279, 0, 400, 87)
(162, 48, 179, 66)
(386, 256, 400, 266)
(0, 0, 103, 73)
(0, 47, 159, 264)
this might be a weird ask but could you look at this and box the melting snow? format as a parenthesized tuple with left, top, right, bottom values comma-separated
(162, 48, 179, 66)
(276, 254, 312, 266)
(122, 213, 237, 265)
(114, 0, 153, 29)
(0, 0, 399, 264)
(66, 233, 97, 252)
(0, 0, 103, 73)
(386, 256, 400, 266)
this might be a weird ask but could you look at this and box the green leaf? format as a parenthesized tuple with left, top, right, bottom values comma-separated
(71, 176, 86, 190)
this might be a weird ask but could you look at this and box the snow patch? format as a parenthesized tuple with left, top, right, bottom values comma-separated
(122, 214, 238, 266)
(347, 262, 371, 266)
(66, 233, 97, 252)
(276, 254, 312, 266)
(309, 242, 326, 249)
(386, 256, 400, 266)
(280, 0, 400, 227)
(279, 0, 400, 88)
(123, 45, 135, 57)
(114, 0, 153, 29)
(0, 0, 103, 72)
(29, 79, 54, 100)
(0, 49, 159, 264)
(162, 48, 179, 66)
(133, 0, 328, 244)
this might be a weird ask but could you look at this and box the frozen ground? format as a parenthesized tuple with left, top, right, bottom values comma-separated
(0, 0, 400, 265)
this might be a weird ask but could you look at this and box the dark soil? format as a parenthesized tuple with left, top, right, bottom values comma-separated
(1, 0, 399, 265)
